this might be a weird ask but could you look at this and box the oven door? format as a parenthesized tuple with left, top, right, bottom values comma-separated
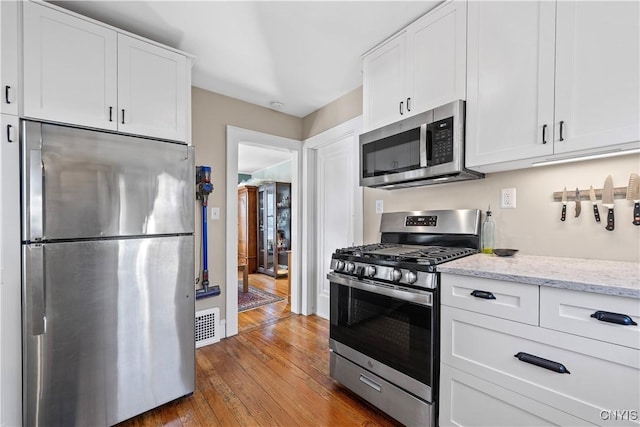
(328, 272, 436, 401)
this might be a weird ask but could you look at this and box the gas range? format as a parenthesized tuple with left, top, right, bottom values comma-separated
(327, 209, 482, 427)
(329, 209, 482, 289)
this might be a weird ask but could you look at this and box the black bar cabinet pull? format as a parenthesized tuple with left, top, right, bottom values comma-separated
(470, 290, 496, 300)
(6, 124, 13, 143)
(121, 109, 125, 124)
(407, 97, 411, 112)
(514, 352, 570, 374)
(399, 101, 404, 115)
(109, 107, 113, 122)
(542, 124, 547, 144)
(591, 311, 637, 326)
(559, 121, 565, 141)
(4, 85, 10, 104)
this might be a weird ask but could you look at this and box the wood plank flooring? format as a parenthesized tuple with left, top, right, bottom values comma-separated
(238, 273, 292, 333)
(117, 275, 401, 426)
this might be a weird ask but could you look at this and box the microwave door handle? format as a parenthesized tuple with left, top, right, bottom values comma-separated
(419, 123, 428, 167)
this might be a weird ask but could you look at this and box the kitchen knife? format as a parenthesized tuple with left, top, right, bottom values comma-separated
(560, 187, 567, 222)
(589, 185, 601, 223)
(626, 173, 640, 226)
(574, 188, 581, 217)
(602, 175, 615, 231)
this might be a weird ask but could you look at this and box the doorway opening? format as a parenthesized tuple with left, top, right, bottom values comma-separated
(225, 127, 302, 338)
(237, 145, 294, 333)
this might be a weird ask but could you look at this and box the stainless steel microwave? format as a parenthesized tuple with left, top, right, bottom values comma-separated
(359, 100, 483, 189)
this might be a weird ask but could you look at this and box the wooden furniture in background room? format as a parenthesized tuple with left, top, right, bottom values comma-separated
(237, 185, 257, 273)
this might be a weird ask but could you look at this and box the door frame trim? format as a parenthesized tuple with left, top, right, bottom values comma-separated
(302, 115, 363, 317)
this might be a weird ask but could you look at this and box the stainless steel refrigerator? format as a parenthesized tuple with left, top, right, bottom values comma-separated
(20, 121, 196, 426)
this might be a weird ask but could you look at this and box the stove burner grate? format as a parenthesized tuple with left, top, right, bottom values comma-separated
(335, 243, 477, 266)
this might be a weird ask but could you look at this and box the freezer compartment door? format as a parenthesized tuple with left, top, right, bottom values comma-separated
(23, 236, 195, 426)
(21, 120, 195, 241)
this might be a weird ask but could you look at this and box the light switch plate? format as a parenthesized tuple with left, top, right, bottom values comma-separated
(375, 200, 384, 214)
(210, 207, 220, 220)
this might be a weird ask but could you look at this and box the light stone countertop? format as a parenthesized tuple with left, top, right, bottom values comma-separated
(438, 254, 640, 298)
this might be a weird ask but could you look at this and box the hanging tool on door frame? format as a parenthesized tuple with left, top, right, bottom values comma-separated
(196, 165, 220, 298)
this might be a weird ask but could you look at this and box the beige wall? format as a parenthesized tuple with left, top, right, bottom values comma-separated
(302, 86, 363, 139)
(364, 154, 640, 262)
(191, 87, 302, 315)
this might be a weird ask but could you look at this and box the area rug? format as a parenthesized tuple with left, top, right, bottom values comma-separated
(238, 282, 286, 312)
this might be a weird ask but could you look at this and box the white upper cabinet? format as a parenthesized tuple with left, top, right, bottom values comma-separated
(553, 1, 640, 155)
(465, 1, 556, 170)
(22, 1, 191, 142)
(118, 34, 187, 142)
(1, 1, 21, 116)
(466, 1, 640, 172)
(23, 1, 118, 131)
(362, 32, 406, 132)
(362, 0, 467, 132)
(406, 0, 466, 118)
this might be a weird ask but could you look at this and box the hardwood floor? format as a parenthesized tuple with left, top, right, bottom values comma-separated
(238, 273, 292, 333)
(118, 314, 401, 426)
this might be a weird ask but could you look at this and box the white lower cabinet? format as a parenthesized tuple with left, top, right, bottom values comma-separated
(439, 364, 595, 427)
(440, 275, 640, 427)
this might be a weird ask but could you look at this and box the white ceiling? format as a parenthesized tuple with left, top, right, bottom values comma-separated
(237, 144, 291, 174)
(50, 1, 442, 117)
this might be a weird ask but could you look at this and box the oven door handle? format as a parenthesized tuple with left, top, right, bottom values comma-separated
(327, 273, 433, 307)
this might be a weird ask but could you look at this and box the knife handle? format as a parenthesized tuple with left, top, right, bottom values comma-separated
(593, 205, 601, 223)
(633, 202, 640, 226)
(606, 208, 615, 231)
(561, 204, 567, 222)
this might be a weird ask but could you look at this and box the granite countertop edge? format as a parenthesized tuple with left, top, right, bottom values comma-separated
(438, 254, 640, 299)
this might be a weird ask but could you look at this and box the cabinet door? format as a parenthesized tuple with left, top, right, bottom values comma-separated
(118, 34, 187, 142)
(0, 114, 21, 427)
(439, 364, 595, 427)
(23, 2, 117, 130)
(362, 32, 406, 131)
(406, 0, 466, 116)
(465, 1, 555, 171)
(554, 1, 640, 154)
(1, 1, 19, 115)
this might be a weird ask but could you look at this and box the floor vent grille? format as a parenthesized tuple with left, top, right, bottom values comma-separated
(195, 307, 220, 348)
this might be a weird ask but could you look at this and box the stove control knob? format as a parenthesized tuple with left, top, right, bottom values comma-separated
(406, 271, 418, 284)
(345, 262, 356, 273)
(365, 266, 377, 278)
(335, 260, 345, 271)
(391, 268, 403, 282)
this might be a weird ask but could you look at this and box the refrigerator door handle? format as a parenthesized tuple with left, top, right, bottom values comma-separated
(27, 245, 46, 335)
(29, 148, 44, 240)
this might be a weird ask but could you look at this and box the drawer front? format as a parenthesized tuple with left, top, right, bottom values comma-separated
(441, 306, 640, 426)
(439, 364, 595, 427)
(441, 273, 539, 325)
(329, 351, 432, 427)
(540, 287, 640, 350)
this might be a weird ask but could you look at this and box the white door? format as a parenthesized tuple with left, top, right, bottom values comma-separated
(407, 0, 467, 115)
(362, 32, 406, 131)
(553, 1, 640, 154)
(117, 34, 187, 142)
(465, 1, 555, 169)
(22, 1, 117, 130)
(315, 134, 361, 318)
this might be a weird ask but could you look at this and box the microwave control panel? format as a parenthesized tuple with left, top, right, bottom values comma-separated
(428, 117, 454, 166)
